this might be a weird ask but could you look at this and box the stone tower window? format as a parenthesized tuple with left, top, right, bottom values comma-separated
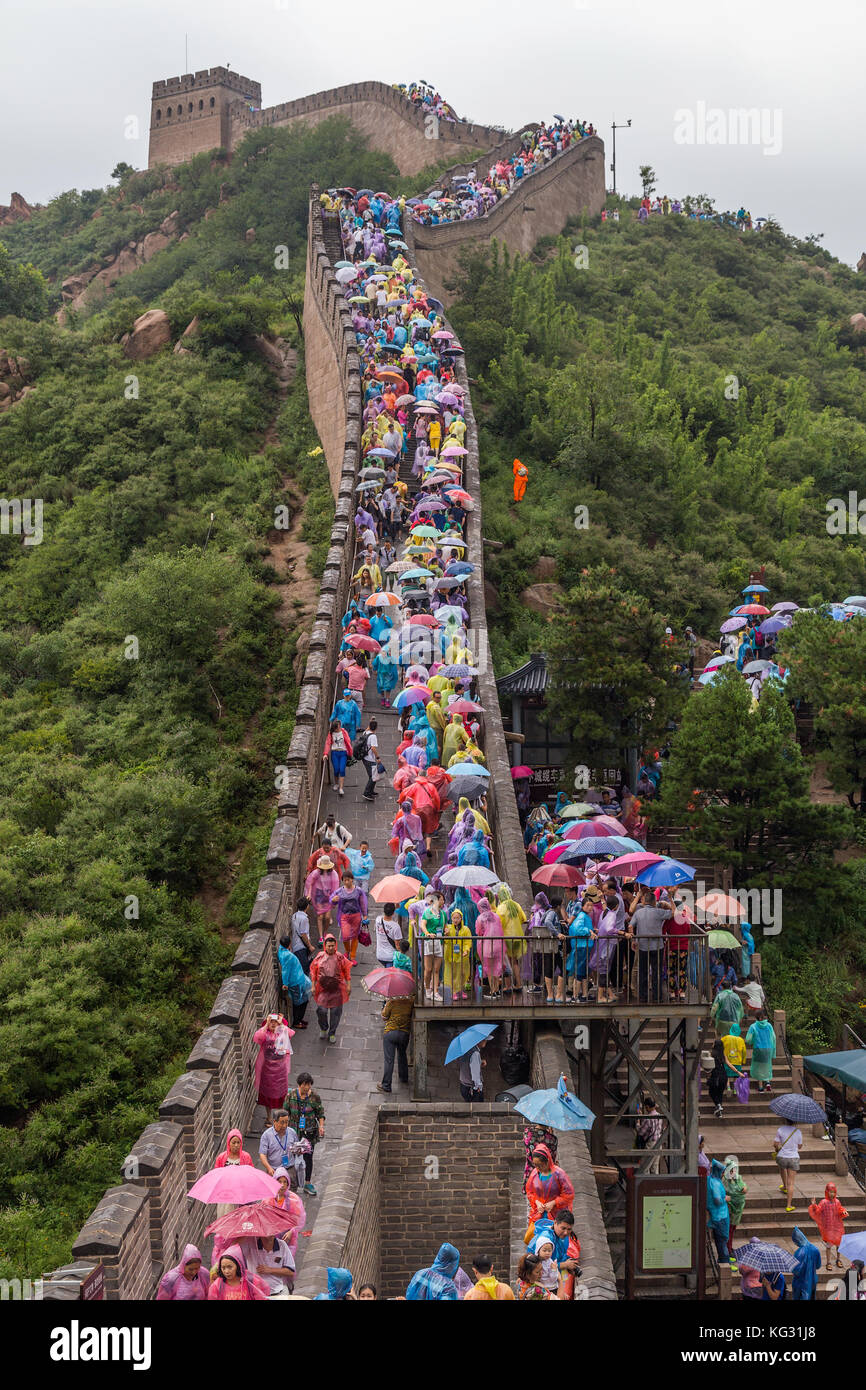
(199, 99, 203, 109)
(167, 106, 173, 117)
(156, 109, 162, 121)
(210, 96, 215, 107)
(188, 102, 193, 112)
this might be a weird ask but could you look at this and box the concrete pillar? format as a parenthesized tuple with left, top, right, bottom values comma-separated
(719, 1261, 732, 1301)
(812, 1087, 826, 1139)
(773, 1009, 786, 1048)
(685, 1019, 701, 1174)
(752, 951, 762, 980)
(668, 1019, 684, 1174)
(836, 1123, 849, 1177)
(589, 1021, 607, 1165)
(413, 1019, 428, 1100)
(792, 1055, 804, 1092)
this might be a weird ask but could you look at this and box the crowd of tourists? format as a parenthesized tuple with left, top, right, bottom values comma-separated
(409, 117, 596, 226)
(393, 80, 459, 124)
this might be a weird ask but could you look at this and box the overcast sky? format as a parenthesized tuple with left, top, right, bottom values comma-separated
(2, 0, 864, 266)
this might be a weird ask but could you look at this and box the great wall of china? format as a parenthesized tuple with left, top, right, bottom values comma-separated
(38, 79, 613, 1300)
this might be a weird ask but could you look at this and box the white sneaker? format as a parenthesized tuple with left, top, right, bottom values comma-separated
(424, 988, 433, 1000)
(433, 992, 443, 1002)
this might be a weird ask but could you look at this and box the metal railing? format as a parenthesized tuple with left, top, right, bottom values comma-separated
(412, 932, 713, 1007)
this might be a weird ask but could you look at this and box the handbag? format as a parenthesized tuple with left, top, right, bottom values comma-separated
(734, 1074, 750, 1104)
(358, 926, 372, 947)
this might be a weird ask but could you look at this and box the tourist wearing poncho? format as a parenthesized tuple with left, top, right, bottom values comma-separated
(745, 1014, 777, 1089)
(525, 1144, 574, 1224)
(406, 1242, 460, 1300)
(808, 1183, 849, 1266)
(722, 1154, 747, 1251)
(792, 1226, 821, 1299)
(208, 1244, 269, 1301)
(157, 1243, 210, 1300)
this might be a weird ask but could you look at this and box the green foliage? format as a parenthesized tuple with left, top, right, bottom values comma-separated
(0, 241, 50, 319)
(651, 672, 850, 887)
(545, 567, 688, 772)
(779, 611, 866, 812)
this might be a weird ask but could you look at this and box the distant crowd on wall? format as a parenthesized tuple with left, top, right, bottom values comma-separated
(621, 196, 767, 229)
(409, 117, 596, 227)
(393, 80, 459, 123)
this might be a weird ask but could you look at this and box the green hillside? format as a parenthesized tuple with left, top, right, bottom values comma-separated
(0, 117, 401, 1278)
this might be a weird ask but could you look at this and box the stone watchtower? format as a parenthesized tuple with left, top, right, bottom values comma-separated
(148, 67, 261, 168)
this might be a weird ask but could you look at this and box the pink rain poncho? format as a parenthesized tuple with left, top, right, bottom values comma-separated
(476, 904, 507, 976)
(156, 1243, 210, 1300)
(253, 1017, 294, 1110)
(208, 1243, 269, 1301)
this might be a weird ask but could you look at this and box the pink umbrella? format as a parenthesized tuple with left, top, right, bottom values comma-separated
(441, 446, 468, 456)
(542, 842, 573, 864)
(362, 966, 415, 998)
(432, 330, 454, 339)
(588, 814, 627, 835)
(345, 633, 382, 653)
(511, 765, 533, 779)
(205, 1195, 305, 1240)
(188, 1165, 281, 1204)
(720, 617, 747, 633)
(604, 852, 664, 877)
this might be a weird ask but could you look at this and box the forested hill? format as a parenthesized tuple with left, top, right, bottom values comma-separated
(0, 117, 415, 1279)
(448, 202, 866, 675)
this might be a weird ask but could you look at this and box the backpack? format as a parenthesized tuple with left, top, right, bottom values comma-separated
(317, 953, 343, 1001)
(352, 730, 370, 761)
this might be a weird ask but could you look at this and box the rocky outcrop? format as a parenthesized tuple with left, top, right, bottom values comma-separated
(0, 350, 33, 412)
(121, 309, 172, 360)
(173, 316, 200, 355)
(849, 313, 866, 333)
(857, 253, 866, 274)
(520, 582, 565, 617)
(244, 227, 256, 243)
(0, 192, 33, 225)
(531, 555, 558, 582)
(59, 211, 181, 310)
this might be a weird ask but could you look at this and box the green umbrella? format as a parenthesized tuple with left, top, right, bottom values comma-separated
(706, 929, 741, 950)
(409, 525, 440, 539)
(558, 802, 596, 818)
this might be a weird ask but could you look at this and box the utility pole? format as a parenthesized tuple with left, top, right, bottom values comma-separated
(610, 118, 632, 195)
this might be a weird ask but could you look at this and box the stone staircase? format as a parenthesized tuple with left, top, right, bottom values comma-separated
(645, 825, 722, 890)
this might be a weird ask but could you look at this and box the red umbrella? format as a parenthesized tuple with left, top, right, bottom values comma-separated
(205, 1196, 305, 1241)
(511, 765, 533, 778)
(532, 863, 585, 888)
(409, 614, 440, 628)
(362, 966, 415, 998)
(345, 633, 381, 653)
(449, 700, 483, 715)
(735, 604, 770, 616)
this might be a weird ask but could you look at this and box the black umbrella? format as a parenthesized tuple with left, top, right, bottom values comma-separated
(444, 777, 487, 803)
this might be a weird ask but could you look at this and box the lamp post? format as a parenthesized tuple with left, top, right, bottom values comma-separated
(610, 118, 632, 195)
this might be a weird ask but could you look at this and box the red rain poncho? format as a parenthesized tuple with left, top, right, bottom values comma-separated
(808, 1183, 848, 1247)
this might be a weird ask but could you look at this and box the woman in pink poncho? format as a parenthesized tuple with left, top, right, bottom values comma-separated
(304, 857, 340, 940)
(253, 1014, 294, 1123)
(156, 1243, 210, 1300)
(208, 1244, 269, 1301)
(476, 902, 506, 999)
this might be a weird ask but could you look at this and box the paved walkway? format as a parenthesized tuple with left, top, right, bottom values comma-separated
(245, 692, 452, 1282)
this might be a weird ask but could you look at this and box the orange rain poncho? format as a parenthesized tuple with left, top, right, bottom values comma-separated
(513, 457, 528, 501)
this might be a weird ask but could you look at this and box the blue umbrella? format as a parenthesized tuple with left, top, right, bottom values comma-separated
(733, 1240, 798, 1274)
(844, 596, 866, 608)
(440, 664, 478, 679)
(758, 617, 790, 635)
(769, 1092, 827, 1124)
(839, 1232, 866, 1262)
(445, 1023, 499, 1065)
(514, 1074, 596, 1131)
(448, 762, 491, 778)
(742, 584, 769, 593)
(445, 562, 474, 576)
(636, 858, 695, 887)
(558, 837, 620, 859)
(608, 836, 646, 853)
(698, 668, 724, 685)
